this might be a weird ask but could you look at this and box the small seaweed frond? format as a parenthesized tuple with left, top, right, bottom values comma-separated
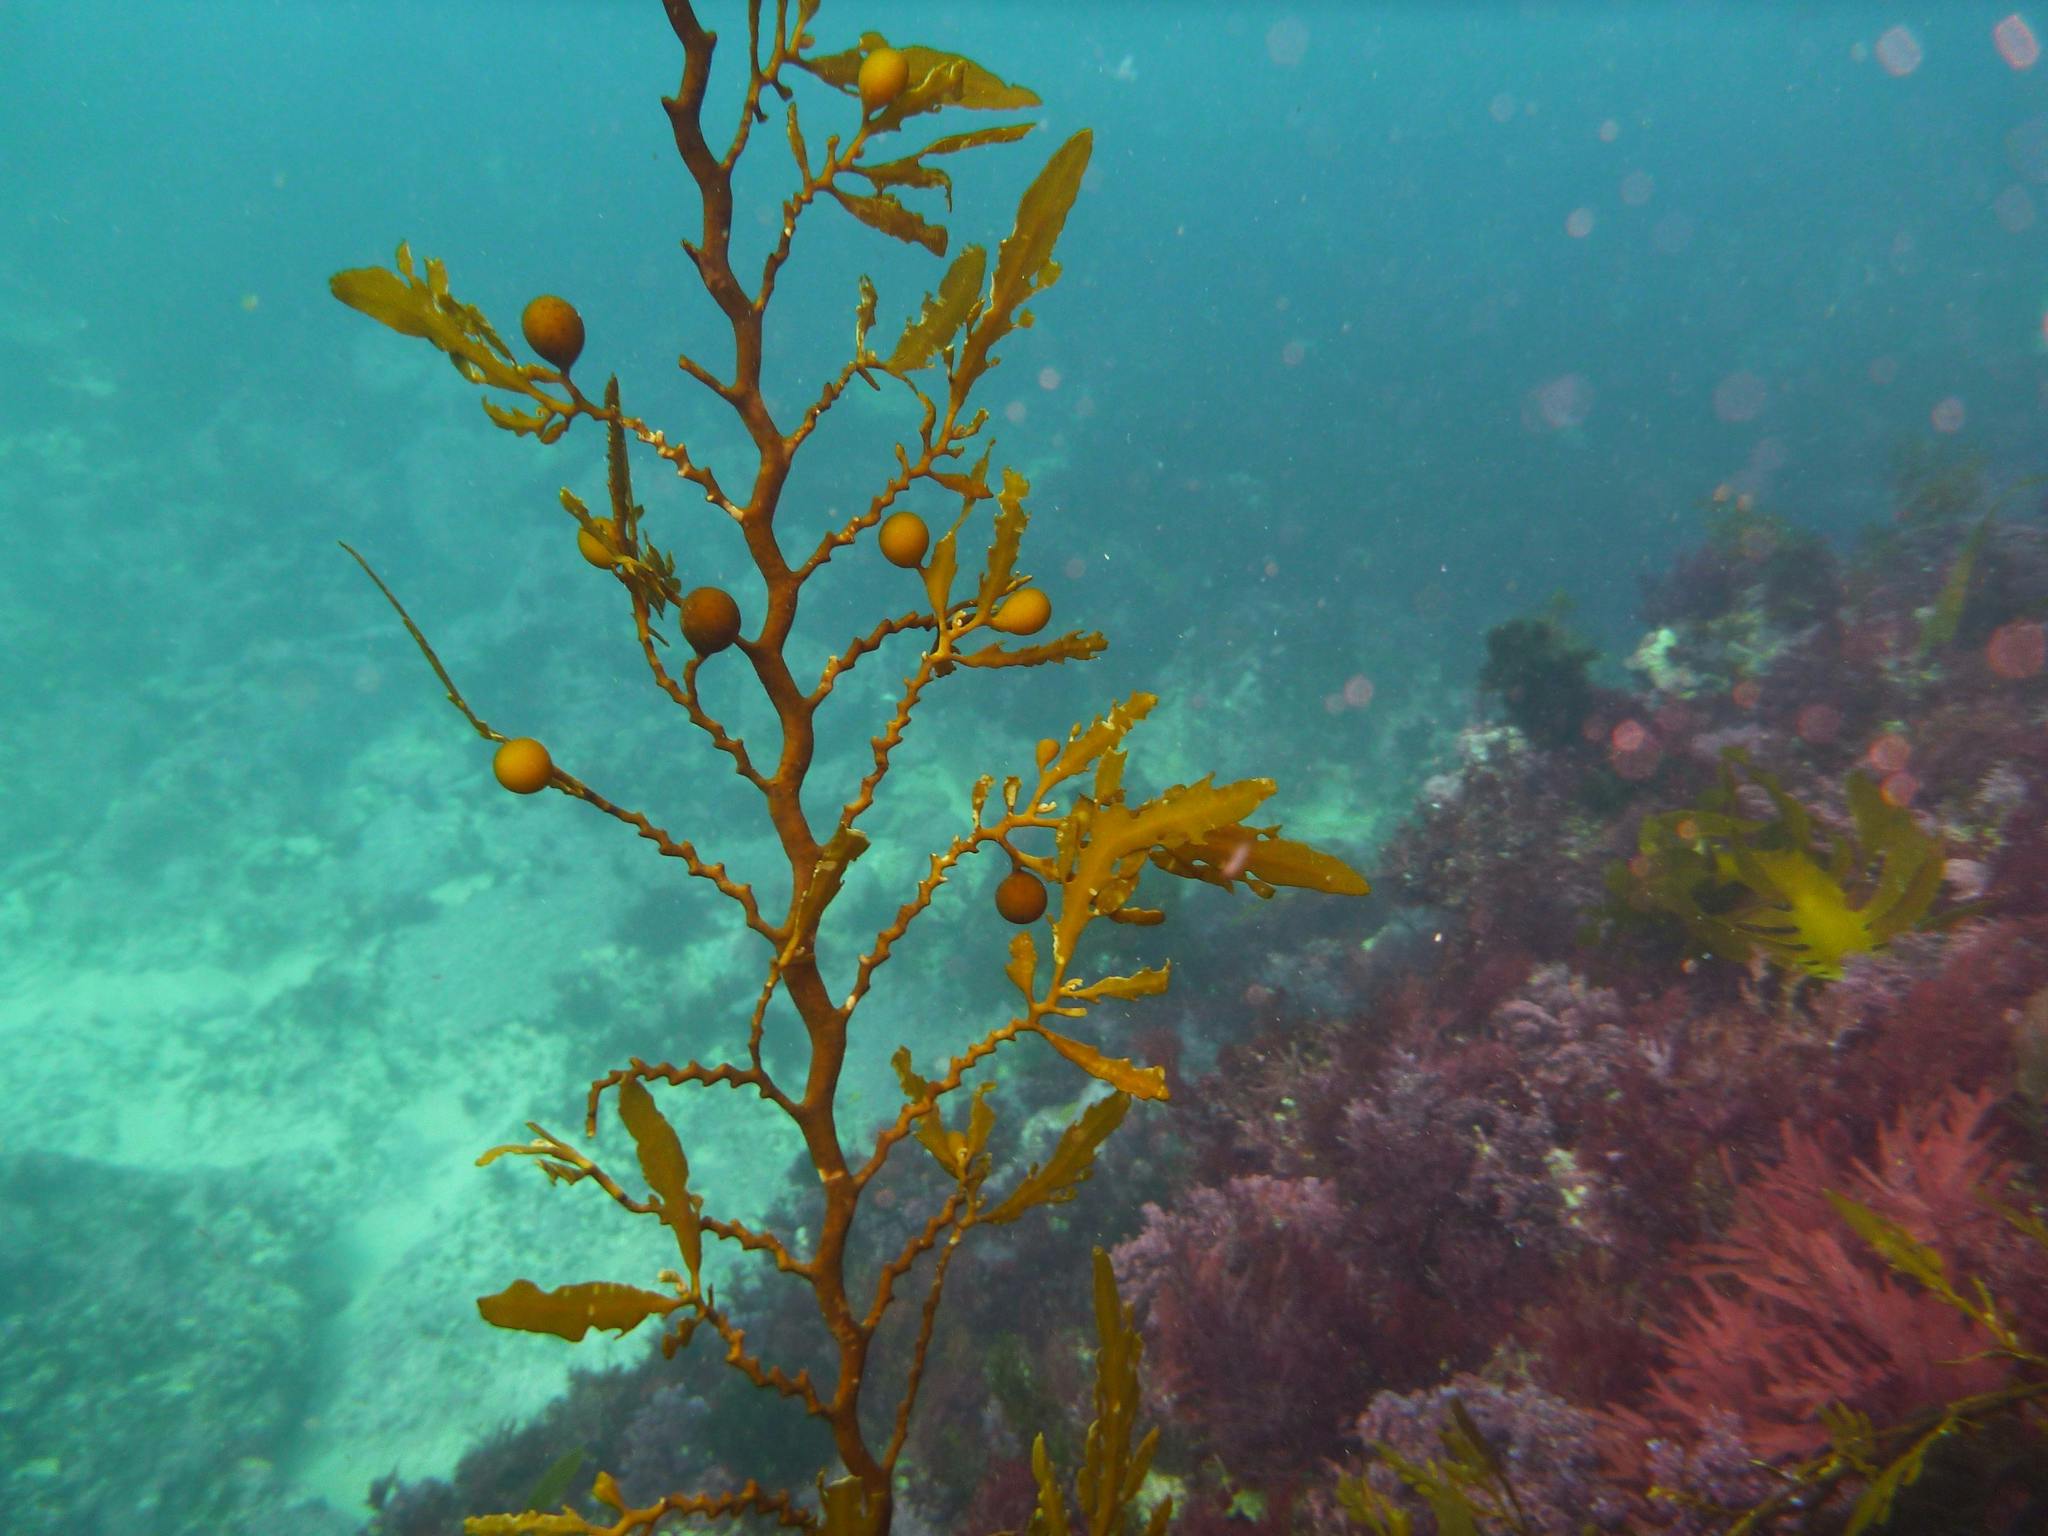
(1918, 513, 1992, 654)
(990, 1249, 1172, 1536)
(1601, 750, 1974, 981)
(1334, 1398, 1536, 1536)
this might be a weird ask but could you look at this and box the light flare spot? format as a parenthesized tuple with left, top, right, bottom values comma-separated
(1988, 619, 2048, 679)
(1037, 366, 1061, 391)
(1610, 719, 1649, 753)
(1266, 16, 1310, 67)
(1931, 395, 1966, 433)
(1996, 184, 2036, 232)
(1997, 13, 2041, 69)
(1611, 739, 1662, 780)
(1003, 400, 1028, 424)
(1714, 370, 1769, 423)
(1281, 338, 1308, 367)
(1795, 702, 1843, 744)
(1565, 206, 1596, 239)
(1343, 673, 1376, 708)
(1876, 24, 1924, 76)
(1866, 732, 1912, 774)
(1620, 170, 1655, 206)
(1651, 211, 1695, 253)
(1890, 230, 1918, 277)
(1535, 372, 1595, 429)
(1732, 679, 1764, 710)
(1880, 770, 1920, 807)
(2009, 115, 2048, 181)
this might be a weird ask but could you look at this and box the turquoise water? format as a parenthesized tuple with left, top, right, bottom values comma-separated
(5, 4, 2047, 1532)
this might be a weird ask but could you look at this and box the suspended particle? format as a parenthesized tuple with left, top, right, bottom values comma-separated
(1930, 395, 1966, 433)
(1565, 206, 1596, 238)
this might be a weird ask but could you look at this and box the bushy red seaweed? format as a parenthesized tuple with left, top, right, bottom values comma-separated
(1096, 508, 2048, 1530)
(1623, 1087, 2021, 1465)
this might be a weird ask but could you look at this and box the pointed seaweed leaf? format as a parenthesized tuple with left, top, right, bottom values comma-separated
(984, 1092, 1129, 1225)
(1045, 694, 1155, 789)
(954, 631, 1109, 669)
(1035, 1028, 1166, 1101)
(1050, 776, 1277, 967)
(975, 467, 1031, 614)
(830, 186, 949, 255)
(1061, 964, 1170, 1004)
(617, 1075, 702, 1288)
(888, 245, 987, 372)
(957, 131, 1091, 389)
(477, 1278, 681, 1342)
(919, 123, 1039, 157)
(330, 242, 530, 394)
(1826, 1190, 1956, 1301)
(1152, 823, 1370, 898)
(1006, 929, 1039, 1002)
